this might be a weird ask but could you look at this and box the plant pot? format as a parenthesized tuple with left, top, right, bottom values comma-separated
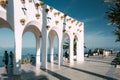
(35, 13, 40, 19)
(20, 19, 26, 25)
(0, 0, 7, 7)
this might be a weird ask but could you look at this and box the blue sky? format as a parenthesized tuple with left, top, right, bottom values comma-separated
(0, 0, 120, 50)
(40, 0, 120, 49)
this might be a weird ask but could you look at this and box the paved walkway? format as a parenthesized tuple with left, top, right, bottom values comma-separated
(0, 54, 120, 80)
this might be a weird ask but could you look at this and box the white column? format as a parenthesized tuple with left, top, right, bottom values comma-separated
(69, 37, 74, 64)
(13, 32, 22, 75)
(76, 39, 81, 62)
(36, 36, 40, 68)
(41, 4, 48, 70)
(58, 40, 62, 68)
(77, 27, 84, 62)
(60, 40, 64, 65)
(50, 37, 54, 63)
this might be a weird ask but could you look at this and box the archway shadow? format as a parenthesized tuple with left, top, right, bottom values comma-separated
(62, 65, 117, 80)
(41, 69, 70, 80)
(0, 60, 49, 80)
(0, 67, 49, 80)
(85, 59, 111, 64)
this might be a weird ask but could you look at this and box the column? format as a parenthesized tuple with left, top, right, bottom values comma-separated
(41, 4, 48, 69)
(50, 37, 54, 63)
(77, 26, 84, 62)
(69, 38, 74, 64)
(13, 33, 22, 75)
(36, 36, 40, 68)
(58, 40, 62, 68)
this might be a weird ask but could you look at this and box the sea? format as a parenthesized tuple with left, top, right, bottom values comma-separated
(0, 47, 119, 67)
(0, 47, 60, 67)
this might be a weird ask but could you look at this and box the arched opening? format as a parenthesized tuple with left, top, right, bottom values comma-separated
(0, 18, 14, 69)
(63, 33, 70, 64)
(48, 29, 59, 68)
(22, 32, 36, 65)
(73, 35, 78, 61)
(22, 23, 41, 69)
(0, 28, 14, 67)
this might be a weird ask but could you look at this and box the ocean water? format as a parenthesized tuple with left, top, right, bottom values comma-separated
(0, 47, 59, 67)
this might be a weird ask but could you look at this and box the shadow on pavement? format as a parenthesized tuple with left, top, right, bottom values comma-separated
(42, 69, 71, 80)
(0, 69, 49, 80)
(85, 59, 111, 64)
(62, 65, 117, 80)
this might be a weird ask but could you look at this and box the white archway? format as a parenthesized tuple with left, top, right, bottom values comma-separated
(22, 21, 42, 68)
(48, 27, 62, 68)
(63, 31, 74, 64)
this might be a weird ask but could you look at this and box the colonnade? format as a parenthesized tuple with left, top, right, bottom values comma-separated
(0, 0, 84, 75)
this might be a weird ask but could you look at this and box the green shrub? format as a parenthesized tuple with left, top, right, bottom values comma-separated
(21, 57, 31, 64)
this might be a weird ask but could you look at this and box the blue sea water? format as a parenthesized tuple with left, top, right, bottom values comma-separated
(0, 47, 59, 67)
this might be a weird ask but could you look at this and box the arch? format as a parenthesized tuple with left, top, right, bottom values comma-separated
(63, 31, 75, 64)
(22, 21, 42, 68)
(74, 33, 84, 62)
(73, 33, 79, 61)
(0, 24, 14, 68)
(48, 27, 59, 63)
(63, 31, 71, 40)
(0, 18, 13, 30)
(63, 31, 70, 64)
(22, 21, 42, 37)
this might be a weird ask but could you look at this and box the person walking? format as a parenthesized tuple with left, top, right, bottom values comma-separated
(65, 51, 69, 63)
(3, 50, 9, 73)
(10, 51, 14, 67)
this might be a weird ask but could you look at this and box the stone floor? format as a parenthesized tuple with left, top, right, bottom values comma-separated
(0, 54, 120, 80)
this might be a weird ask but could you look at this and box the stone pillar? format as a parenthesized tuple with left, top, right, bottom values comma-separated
(36, 36, 41, 68)
(58, 40, 62, 68)
(69, 37, 74, 64)
(50, 37, 54, 63)
(13, 31, 22, 75)
(41, 4, 48, 70)
(77, 26, 84, 62)
(76, 39, 81, 62)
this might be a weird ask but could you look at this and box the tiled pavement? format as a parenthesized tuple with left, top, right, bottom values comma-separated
(0, 54, 120, 80)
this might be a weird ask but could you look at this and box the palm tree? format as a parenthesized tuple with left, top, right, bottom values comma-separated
(106, 0, 120, 41)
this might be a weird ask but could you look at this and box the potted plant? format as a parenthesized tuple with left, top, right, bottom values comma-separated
(35, 13, 40, 19)
(46, 25, 50, 30)
(45, 8, 49, 13)
(63, 29, 66, 32)
(69, 26, 71, 29)
(29, 0, 32, 2)
(35, 3, 39, 9)
(54, 12, 57, 16)
(61, 16, 64, 20)
(0, 0, 7, 7)
(55, 20, 59, 25)
(39, 2, 44, 6)
(57, 12, 60, 16)
(49, 7, 53, 12)
(20, 18, 26, 25)
(21, 0, 25, 4)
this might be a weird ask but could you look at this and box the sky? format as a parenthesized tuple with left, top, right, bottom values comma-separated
(0, 0, 120, 50)
(40, 0, 120, 50)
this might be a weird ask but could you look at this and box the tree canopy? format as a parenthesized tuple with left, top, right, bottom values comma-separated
(106, 0, 120, 42)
